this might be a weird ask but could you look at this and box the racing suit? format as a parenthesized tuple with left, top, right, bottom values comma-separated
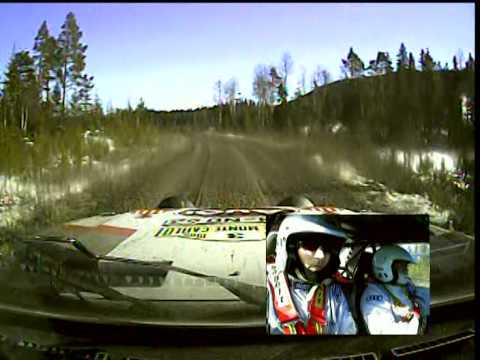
(267, 264, 357, 335)
(360, 281, 430, 335)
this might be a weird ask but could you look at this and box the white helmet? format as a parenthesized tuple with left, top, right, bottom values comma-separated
(372, 245, 416, 284)
(274, 214, 348, 273)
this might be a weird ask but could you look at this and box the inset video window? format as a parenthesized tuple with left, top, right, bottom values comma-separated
(265, 213, 430, 335)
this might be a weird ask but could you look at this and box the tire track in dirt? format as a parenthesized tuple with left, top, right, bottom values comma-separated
(192, 134, 270, 208)
(138, 136, 209, 208)
(179, 132, 340, 208)
(222, 134, 339, 206)
(192, 139, 211, 206)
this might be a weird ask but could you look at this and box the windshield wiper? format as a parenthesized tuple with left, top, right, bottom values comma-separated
(8, 237, 161, 313)
(19, 236, 266, 307)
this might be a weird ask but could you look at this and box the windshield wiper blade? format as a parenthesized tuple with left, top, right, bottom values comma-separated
(13, 237, 159, 313)
(23, 236, 267, 307)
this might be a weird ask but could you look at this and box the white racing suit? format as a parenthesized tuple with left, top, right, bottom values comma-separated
(360, 281, 430, 335)
(267, 264, 357, 335)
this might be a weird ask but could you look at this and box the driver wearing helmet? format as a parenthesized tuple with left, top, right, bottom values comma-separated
(360, 244, 430, 335)
(266, 215, 357, 335)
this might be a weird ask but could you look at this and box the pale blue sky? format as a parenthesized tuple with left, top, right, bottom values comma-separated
(0, 3, 475, 110)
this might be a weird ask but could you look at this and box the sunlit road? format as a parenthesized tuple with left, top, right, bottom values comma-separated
(124, 132, 391, 210)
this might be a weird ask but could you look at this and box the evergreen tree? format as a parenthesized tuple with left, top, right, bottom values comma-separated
(76, 73, 94, 111)
(2, 51, 40, 132)
(396, 43, 408, 71)
(423, 49, 434, 71)
(33, 21, 58, 104)
(277, 82, 288, 104)
(342, 47, 365, 78)
(136, 97, 146, 112)
(92, 93, 103, 115)
(408, 52, 416, 70)
(134, 97, 147, 127)
(453, 55, 458, 71)
(90, 92, 103, 128)
(380, 52, 393, 73)
(419, 49, 426, 70)
(51, 82, 62, 114)
(269, 66, 283, 104)
(465, 53, 475, 70)
(367, 52, 393, 75)
(278, 52, 293, 97)
(56, 12, 88, 114)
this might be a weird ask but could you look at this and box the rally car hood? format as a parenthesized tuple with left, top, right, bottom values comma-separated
(61, 207, 356, 301)
(3, 205, 473, 327)
(59, 206, 474, 305)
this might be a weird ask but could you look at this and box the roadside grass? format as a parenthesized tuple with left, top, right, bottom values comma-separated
(305, 131, 474, 235)
(0, 122, 183, 243)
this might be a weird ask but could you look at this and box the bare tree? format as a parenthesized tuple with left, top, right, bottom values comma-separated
(213, 80, 223, 127)
(311, 66, 332, 88)
(298, 66, 307, 95)
(456, 49, 465, 69)
(311, 66, 322, 88)
(253, 64, 276, 127)
(321, 69, 331, 85)
(223, 78, 238, 104)
(213, 80, 223, 105)
(253, 64, 274, 105)
(224, 77, 239, 114)
(279, 52, 293, 96)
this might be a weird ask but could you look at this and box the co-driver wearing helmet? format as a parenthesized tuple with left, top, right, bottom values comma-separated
(360, 245, 430, 335)
(266, 215, 357, 335)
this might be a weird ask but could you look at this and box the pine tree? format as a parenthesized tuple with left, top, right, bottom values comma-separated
(269, 66, 283, 104)
(423, 49, 434, 71)
(134, 97, 147, 127)
(382, 52, 393, 73)
(419, 49, 426, 70)
(33, 21, 58, 104)
(51, 82, 62, 114)
(56, 12, 88, 114)
(91, 93, 103, 128)
(76, 74, 94, 111)
(92, 93, 103, 116)
(408, 52, 416, 70)
(342, 47, 365, 78)
(2, 51, 40, 132)
(465, 53, 475, 71)
(396, 43, 408, 71)
(453, 55, 458, 71)
(277, 82, 288, 104)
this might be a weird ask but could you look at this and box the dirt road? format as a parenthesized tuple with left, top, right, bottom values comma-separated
(104, 131, 446, 218)
(0, 130, 454, 231)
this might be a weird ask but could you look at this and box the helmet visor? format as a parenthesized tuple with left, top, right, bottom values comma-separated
(289, 232, 346, 253)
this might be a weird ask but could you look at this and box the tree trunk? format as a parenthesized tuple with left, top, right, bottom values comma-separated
(45, 82, 50, 104)
(218, 106, 222, 128)
(20, 107, 25, 133)
(2, 104, 6, 128)
(25, 108, 28, 134)
(61, 61, 68, 115)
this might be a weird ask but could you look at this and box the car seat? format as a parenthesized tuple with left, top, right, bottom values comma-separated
(351, 249, 375, 334)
